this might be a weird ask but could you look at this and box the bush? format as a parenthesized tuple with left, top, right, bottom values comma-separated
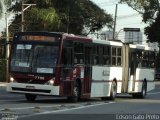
(0, 59, 6, 82)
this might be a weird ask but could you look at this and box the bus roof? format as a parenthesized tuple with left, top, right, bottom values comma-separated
(13, 32, 159, 52)
(92, 38, 123, 46)
(14, 31, 64, 35)
(63, 33, 92, 42)
(14, 32, 92, 42)
(130, 44, 157, 51)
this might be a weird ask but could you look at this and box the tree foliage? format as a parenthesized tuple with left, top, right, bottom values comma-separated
(6, 0, 113, 35)
(120, 0, 160, 22)
(120, 0, 160, 43)
(24, 7, 60, 31)
(145, 13, 160, 42)
(0, 0, 12, 18)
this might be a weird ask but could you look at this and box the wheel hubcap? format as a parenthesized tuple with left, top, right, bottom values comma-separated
(112, 83, 116, 97)
(143, 87, 146, 96)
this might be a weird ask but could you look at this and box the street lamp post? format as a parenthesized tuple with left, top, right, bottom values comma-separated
(21, 0, 36, 32)
(114, 28, 124, 40)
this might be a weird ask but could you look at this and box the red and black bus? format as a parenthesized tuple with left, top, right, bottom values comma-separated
(7, 32, 156, 102)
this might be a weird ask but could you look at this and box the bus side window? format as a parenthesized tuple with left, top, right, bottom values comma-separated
(117, 48, 122, 66)
(136, 51, 142, 68)
(74, 57, 78, 63)
(62, 48, 73, 78)
(73, 42, 84, 64)
(149, 51, 156, 68)
(92, 45, 100, 65)
(111, 47, 122, 66)
(103, 46, 110, 66)
(62, 48, 72, 67)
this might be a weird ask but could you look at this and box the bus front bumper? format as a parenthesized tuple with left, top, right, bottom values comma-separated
(7, 83, 60, 96)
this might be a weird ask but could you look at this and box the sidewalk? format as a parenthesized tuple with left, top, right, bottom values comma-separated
(0, 82, 7, 88)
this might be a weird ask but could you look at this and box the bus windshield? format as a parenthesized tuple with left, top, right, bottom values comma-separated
(10, 44, 58, 74)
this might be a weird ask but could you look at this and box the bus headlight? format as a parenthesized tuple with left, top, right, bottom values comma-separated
(45, 79, 54, 85)
(10, 77, 16, 83)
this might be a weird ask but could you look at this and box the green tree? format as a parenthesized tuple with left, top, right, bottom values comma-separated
(8, 0, 113, 35)
(0, 0, 12, 18)
(120, 0, 160, 43)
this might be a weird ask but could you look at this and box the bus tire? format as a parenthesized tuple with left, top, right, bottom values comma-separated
(25, 94, 37, 102)
(67, 81, 80, 102)
(109, 81, 117, 100)
(139, 81, 147, 98)
(132, 81, 147, 99)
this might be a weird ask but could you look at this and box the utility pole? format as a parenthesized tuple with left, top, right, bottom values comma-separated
(21, 0, 36, 32)
(21, 0, 24, 32)
(5, 12, 9, 82)
(5, 13, 9, 47)
(113, 4, 118, 40)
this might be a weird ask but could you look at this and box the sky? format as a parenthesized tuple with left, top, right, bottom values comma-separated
(0, 0, 147, 40)
(91, 0, 147, 41)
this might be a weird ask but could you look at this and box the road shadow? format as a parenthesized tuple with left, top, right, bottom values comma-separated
(12, 96, 104, 105)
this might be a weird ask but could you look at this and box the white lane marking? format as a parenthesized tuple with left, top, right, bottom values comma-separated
(148, 92, 160, 95)
(19, 102, 115, 118)
(0, 105, 61, 111)
(0, 107, 35, 111)
(0, 102, 114, 111)
(41, 102, 115, 114)
(0, 99, 25, 102)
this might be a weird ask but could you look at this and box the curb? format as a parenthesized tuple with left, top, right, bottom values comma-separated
(0, 82, 7, 88)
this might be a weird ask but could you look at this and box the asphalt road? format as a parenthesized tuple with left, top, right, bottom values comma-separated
(0, 83, 160, 120)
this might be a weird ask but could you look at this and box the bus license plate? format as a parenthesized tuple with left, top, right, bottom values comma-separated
(26, 86, 35, 89)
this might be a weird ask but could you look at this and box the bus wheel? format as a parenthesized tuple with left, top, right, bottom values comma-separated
(109, 81, 117, 100)
(68, 81, 80, 102)
(25, 94, 37, 102)
(139, 81, 147, 98)
(132, 82, 147, 99)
